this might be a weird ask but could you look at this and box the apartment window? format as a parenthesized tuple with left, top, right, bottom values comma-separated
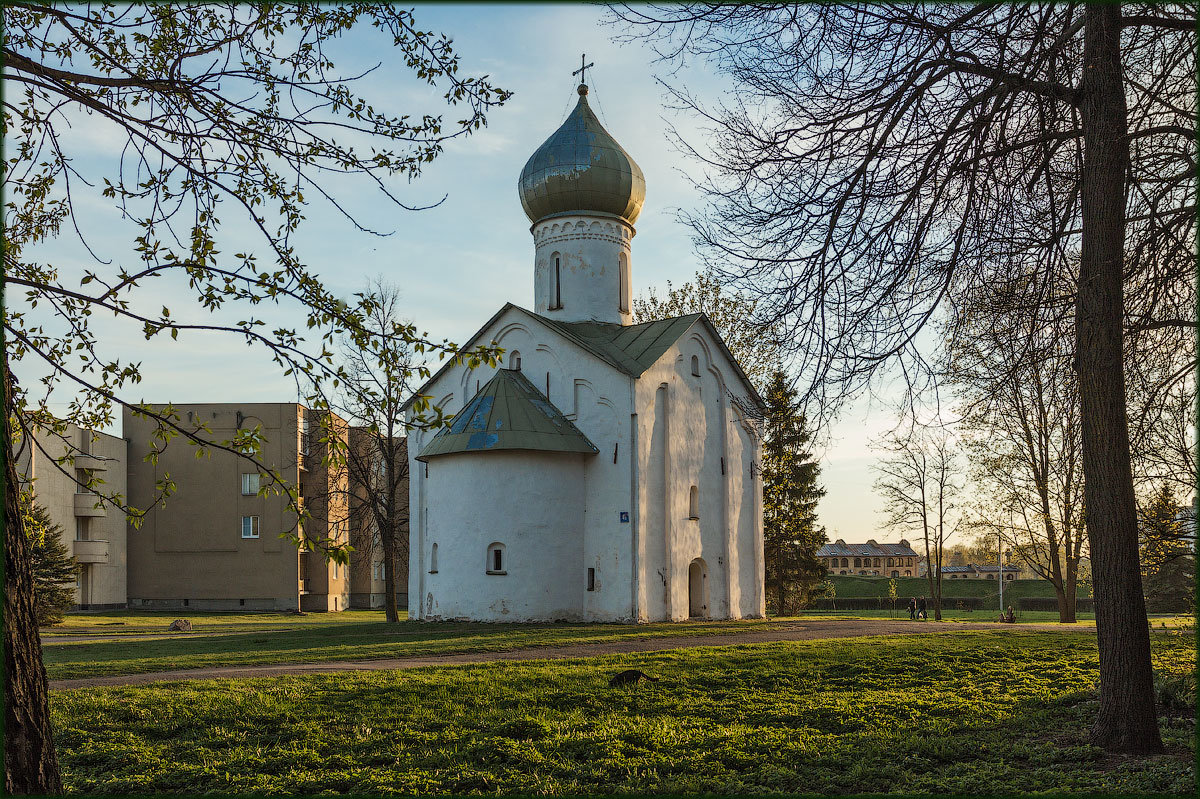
(300, 416, 311, 456)
(75, 468, 89, 493)
(75, 517, 88, 541)
(241, 473, 261, 495)
(688, 485, 699, 519)
(486, 542, 506, 575)
(587, 568, 596, 591)
(241, 515, 260, 539)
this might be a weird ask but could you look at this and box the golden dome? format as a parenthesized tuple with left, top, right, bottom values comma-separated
(518, 85, 645, 226)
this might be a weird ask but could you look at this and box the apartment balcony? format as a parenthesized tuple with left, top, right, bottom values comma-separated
(73, 539, 110, 564)
(73, 455, 108, 471)
(73, 493, 106, 517)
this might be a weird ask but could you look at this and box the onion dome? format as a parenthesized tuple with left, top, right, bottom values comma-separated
(518, 85, 646, 226)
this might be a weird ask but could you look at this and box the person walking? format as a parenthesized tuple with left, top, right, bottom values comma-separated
(907, 597, 917, 621)
(917, 595, 928, 620)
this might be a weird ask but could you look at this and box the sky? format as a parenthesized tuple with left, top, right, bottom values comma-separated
(11, 4, 907, 542)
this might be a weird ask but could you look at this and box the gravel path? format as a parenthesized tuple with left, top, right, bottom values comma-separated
(49, 619, 1089, 690)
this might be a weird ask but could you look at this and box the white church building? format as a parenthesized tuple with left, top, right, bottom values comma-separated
(404, 78, 765, 623)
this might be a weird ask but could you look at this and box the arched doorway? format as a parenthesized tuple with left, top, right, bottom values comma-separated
(688, 558, 708, 618)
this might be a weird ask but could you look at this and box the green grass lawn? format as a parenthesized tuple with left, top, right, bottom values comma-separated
(42, 609, 399, 637)
(51, 629, 1194, 794)
(830, 575, 1061, 600)
(44, 616, 818, 681)
(804, 608, 1098, 623)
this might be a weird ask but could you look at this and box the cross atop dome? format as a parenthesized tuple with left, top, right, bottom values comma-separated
(572, 53, 594, 93)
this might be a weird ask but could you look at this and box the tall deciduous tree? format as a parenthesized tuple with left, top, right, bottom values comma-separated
(330, 279, 416, 624)
(761, 370, 826, 615)
(944, 278, 1087, 623)
(3, 4, 510, 791)
(612, 1, 1195, 752)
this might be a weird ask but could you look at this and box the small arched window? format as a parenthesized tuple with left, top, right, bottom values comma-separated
(510, 350, 521, 371)
(429, 543, 438, 574)
(486, 542, 506, 575)
(690, 355, 700, 377)
(841, 558, 848, 568)
(688, 485, 699, 519)
(854, 557, 861, 568)
(887, 557, 894, 567)
(618, 253, 630, 313)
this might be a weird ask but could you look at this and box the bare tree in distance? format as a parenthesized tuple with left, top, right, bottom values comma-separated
(611, 1, 1196, 753)
(873, 427, 961, 622)
(328, 278, 417, 624)
(944, 278, 1087, 624)
(3, 4, 509, 791)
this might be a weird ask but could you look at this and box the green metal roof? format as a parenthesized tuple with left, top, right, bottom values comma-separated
(537, 314, 703, 377)
(416, 368, 599, 462)
(402, 304, 767, 416)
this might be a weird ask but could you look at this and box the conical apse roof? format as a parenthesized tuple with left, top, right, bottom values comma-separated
(416, 369, 599, 461)
(518, 85, 645, 226)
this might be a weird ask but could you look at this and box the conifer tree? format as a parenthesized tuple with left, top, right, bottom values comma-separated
(761, 370, 826, 614)
(1139, 486, 1195, 613)
(21, 495, 77, 627)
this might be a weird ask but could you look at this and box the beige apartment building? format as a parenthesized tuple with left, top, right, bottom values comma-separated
(123, 403, 406, 612)
(16, 423, 129, 609)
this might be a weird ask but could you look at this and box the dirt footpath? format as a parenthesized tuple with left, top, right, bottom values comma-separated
(49, 619, 1089, 691)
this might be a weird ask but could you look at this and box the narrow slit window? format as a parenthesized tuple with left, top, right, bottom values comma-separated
(511, 350, 522, 371)
(486, 542, 506, 574)
(688, 485, 699, 519)
(555, 256, 562, 308)
(691, 355, 700, 376)
(430, 543, 438, 574)
(618, 253, 630, 313)
(587, 568, 596, 591)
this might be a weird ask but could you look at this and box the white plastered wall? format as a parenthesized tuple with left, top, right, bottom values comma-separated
(634, 323, 764, 621)
(407, 306, 638, 621)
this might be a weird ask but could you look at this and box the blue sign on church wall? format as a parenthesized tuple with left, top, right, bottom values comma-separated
(619, 512, 629, 523)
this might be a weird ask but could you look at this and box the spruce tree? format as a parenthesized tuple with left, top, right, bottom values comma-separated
(761, 370, 827, 614)
(1138, 486, 1195, 613)
(22, 494, 78, 626)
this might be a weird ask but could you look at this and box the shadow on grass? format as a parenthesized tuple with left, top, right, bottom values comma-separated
(50, 631, 1195, 794)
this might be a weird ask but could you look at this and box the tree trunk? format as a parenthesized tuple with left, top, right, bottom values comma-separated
(382, 521, 399, 624)
(4, 364, 63, 793)
(1053, 582, 1074, 624)
(1077, 3, 1162, 755)
(1064, 559, 1078, 624)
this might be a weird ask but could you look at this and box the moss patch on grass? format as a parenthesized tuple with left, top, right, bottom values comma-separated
(52, 630, 1193, 794)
